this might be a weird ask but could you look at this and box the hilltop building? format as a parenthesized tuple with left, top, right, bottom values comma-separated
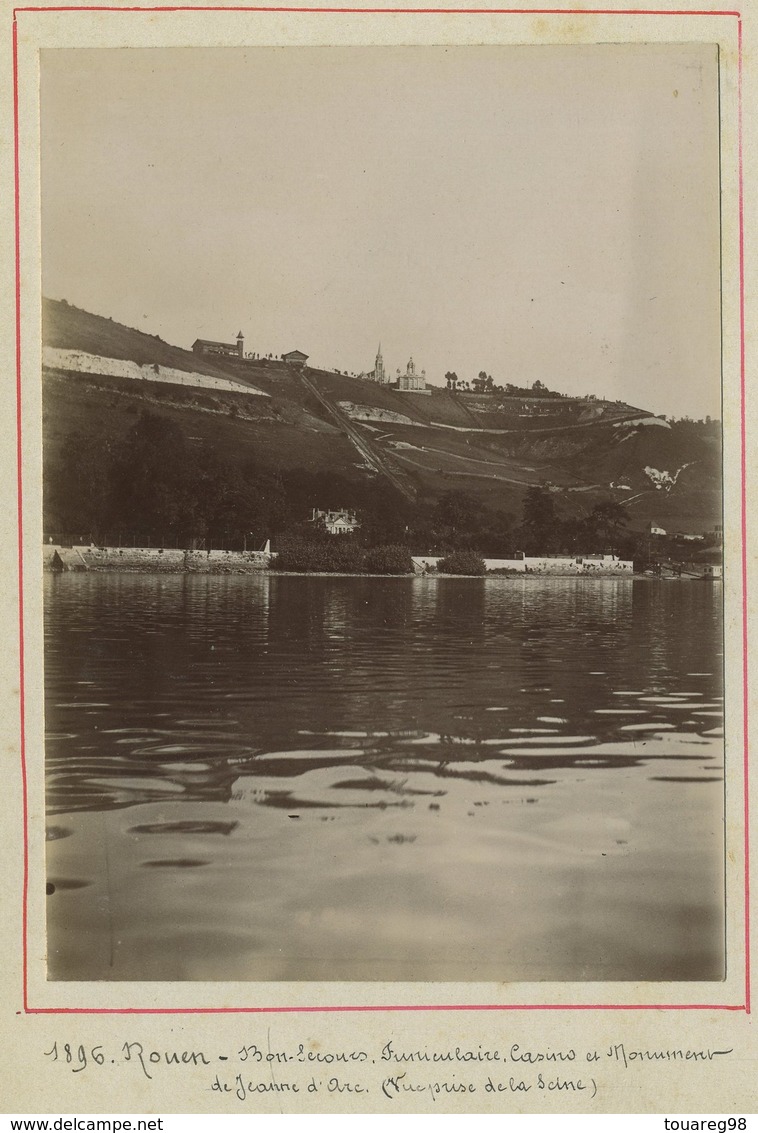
(361, 344, 391, 385)
(396, 356, 428, 393)
(310, 508, 359, 535)
(282, 349, 309, 367)
(193, 332, 244, 358)
(374, 344, 387, 384)
(360, 346, 429, 393)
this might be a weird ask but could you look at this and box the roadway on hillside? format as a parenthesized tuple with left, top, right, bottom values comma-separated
(389, 443, 545, 485)
(390, 447, 602, 491)
(422, 410, 657, 435)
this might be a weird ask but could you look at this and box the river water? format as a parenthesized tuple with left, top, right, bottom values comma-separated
(44, 574, 724, 982)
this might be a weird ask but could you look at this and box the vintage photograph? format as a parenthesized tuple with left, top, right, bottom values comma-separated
(41, 43, 725, 984)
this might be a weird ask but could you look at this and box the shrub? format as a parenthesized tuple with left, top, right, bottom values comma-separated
(437, 550, 486, 575)
(328, 541, 366, 573)
(274, 539, 366, 573)
(364, 545, 414, 575)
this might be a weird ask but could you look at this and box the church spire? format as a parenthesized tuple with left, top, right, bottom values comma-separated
(374, 342, 385, 384)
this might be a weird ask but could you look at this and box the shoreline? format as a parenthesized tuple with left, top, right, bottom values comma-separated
(43, 563, 700, 581)
(43, 545, 717, 581)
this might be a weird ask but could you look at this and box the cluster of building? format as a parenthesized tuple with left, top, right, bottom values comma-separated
(192, 332, 246, 359)
(191, 332, 430, 394)
(192, 333, 309, 368)
(359, 345, 429, 393)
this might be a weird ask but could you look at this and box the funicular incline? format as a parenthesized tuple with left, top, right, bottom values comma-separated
(295, 369, 417, 502)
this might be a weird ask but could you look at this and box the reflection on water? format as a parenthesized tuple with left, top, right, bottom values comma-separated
(45, 574, 724, 982)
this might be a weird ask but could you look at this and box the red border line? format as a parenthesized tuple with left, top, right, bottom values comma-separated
(16, 4, 747, 1017)
(12, 11, 30, 1018)
(22, 1003, 749, 1015)
(737, 14, 751, 1017)
(11, 5, 744, 13)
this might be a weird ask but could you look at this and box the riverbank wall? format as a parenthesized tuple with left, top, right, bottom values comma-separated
(44, 545, 273, 573)
(45, 545, 634, 576)
(412, 554, 634, 575)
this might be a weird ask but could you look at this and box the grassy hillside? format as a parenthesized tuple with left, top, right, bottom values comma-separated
(44, 299, 252, 382)
(42, 299, 722, 536)
(42, 370, 358, 479)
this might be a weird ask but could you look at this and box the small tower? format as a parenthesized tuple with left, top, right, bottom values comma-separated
(236, 331, 244, 358)
(374, 343, 385, 384)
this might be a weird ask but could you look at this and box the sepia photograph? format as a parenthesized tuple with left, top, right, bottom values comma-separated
(40, 42, 726, 985)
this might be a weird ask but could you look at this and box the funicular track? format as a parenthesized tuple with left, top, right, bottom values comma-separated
(296, 369, 417, 502)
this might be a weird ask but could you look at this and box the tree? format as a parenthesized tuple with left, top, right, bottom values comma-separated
(559, 499, 632, 555)
(479, 506, 514, 556)
(431, 490, 485, 551)
(586, 500, 630, 553)
(356, 489, 413, 547)
(445, 371, 459, 390)
(109, 411, 190, 539)
(44, 430, 114, 539)
(517, 485, 559, 553)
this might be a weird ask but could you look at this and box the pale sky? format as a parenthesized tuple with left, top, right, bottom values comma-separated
(41, 44, 721, 419)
